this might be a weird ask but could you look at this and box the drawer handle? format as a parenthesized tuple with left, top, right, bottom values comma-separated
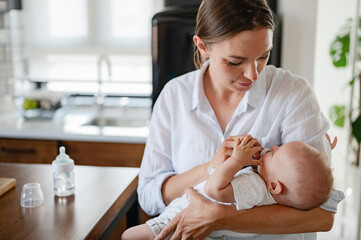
(1, 147, 36, 154)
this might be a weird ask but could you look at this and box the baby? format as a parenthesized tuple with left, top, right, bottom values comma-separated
(122, 135, 334, 240)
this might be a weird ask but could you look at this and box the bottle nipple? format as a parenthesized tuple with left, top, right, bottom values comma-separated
(59, 146, 65, 155)
(260, 147, 270, 157)
(56, 146, 70, 162)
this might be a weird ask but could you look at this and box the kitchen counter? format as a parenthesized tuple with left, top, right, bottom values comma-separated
(0, 163, 140, 239)
(0, 103, 150, 144)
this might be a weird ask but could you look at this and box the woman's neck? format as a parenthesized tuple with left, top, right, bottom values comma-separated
(203, 69, 244, 132)
(203, 68, 244, 103)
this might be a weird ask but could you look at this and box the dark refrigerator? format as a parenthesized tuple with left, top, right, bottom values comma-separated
(151, 5, 198, 106)
(151, 1, 281, 106)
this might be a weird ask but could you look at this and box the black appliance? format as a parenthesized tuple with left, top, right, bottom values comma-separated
(165, 0, 202, 7)
(151, 6, 198, 106)
(0, 0, 21, 12)
(151, 1, 281, 106)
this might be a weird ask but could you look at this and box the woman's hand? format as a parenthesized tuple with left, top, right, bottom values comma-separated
(208, 137, 235, 169)
(155, 188, 224, 240)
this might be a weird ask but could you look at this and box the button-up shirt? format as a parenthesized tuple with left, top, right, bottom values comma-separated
(138, 61, 344, 239)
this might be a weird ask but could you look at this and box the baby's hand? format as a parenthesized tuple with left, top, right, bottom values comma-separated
(230, 135, 262, 167)
(326, 133, 337, 150)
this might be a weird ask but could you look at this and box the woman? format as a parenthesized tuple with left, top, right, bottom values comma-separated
(138, 0, 344, 239)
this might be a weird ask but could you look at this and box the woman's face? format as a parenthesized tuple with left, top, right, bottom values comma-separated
(203, 27, 273, 94)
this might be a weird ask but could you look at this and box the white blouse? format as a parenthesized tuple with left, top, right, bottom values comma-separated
(138, 61, 335, 217)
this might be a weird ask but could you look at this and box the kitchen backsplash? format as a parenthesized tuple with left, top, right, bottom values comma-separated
(0, 9, 25, 98)
(0, 9, 26, 113)
(0, 11, 12, 96)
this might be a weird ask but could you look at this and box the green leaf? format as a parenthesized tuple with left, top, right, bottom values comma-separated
(352, 115, 361, 143)
(349, 73, 360, 86)
(329, 105, 346, 127)
(349, 77, 355, 86)
(329, 19, 351, 68)
(330, 35, 350, 67)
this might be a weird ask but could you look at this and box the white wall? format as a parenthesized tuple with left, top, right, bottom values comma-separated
(279, 1, 358, 239)
(278, 0, 318, 83)
(313, 1, 358, 239)
(314, 0, 354, 165)
(278, 0, 351, 182)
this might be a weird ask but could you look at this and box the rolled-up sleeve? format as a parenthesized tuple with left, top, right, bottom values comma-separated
(138, 171, 176, 216)
(319, 189, 345, 212)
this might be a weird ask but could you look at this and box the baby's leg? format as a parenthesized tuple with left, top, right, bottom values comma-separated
(121, 224, 155, 240)
(126, 196, 186, 240)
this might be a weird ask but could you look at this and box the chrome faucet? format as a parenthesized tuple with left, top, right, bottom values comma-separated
(95, 55, 112, 106)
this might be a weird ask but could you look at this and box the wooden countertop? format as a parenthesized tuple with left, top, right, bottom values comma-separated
(0, 163, 139, 239)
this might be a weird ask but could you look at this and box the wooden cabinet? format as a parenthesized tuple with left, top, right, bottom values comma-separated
(0, 137, 149, 234)
(0, 138, 58, 163)
(0, 138, 145, 167)
(61, 141, 145, 167)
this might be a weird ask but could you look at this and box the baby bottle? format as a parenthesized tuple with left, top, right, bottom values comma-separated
(52, 146, 75, 196)
(260, 147, 270, 157)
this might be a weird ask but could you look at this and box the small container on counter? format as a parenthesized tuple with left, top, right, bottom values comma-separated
(52, 146, 75, 197)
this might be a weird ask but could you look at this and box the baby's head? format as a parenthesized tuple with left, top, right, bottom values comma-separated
(258, 141, 333, 210)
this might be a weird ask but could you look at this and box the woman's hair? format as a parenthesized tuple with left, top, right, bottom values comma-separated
(194, 0, 275, 69)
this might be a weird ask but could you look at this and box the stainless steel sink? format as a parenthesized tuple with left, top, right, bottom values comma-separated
(80, 106, 151, 128)
(85, 117, 149, 128)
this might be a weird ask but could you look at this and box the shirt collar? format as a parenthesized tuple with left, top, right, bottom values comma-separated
(190, 61, 267, 111)
(247, 69, 267, 109)
(190, 61, 209, 111)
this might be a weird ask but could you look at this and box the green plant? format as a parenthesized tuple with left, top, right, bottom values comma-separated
(329, 18, 361, 143)
(329, 105, 346, 127)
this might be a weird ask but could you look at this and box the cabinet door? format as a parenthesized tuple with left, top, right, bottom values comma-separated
(61, 141, 145, 167)
(0, 138, 58, 163)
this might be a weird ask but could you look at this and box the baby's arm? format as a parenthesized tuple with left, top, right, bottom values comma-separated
(204, 135, 261, 203)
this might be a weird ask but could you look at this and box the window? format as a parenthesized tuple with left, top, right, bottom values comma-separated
(22, 0, 162, 97)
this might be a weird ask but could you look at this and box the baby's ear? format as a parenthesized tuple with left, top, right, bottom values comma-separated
(266, 180, 283, 195)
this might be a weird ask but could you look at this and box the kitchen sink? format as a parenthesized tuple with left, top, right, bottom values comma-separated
(85, 117, 149, 128)
(78, 105, 151, 129)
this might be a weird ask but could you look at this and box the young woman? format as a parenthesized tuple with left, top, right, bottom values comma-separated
(138, 0, 344, 239)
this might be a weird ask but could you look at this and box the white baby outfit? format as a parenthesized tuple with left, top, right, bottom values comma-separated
(146, 166, 276, 239)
